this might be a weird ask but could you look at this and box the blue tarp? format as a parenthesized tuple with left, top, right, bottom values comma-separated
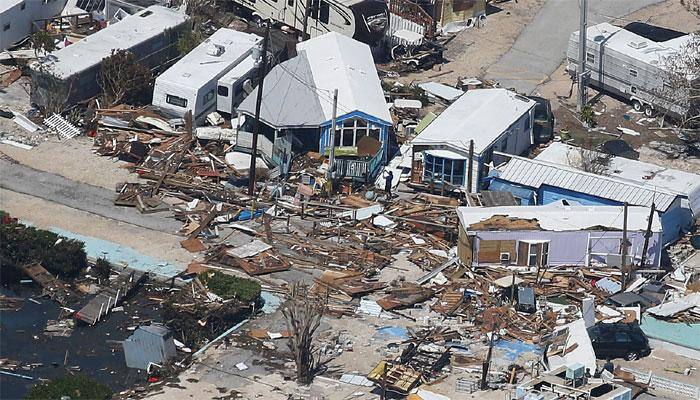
(493, 339, 542, 361)
(373, 326, 409, 341)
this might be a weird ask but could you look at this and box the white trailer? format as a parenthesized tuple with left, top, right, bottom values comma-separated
(0, 0, 68, 51)
(567, 22, 697, 120)
(216, 55, 258, 116)
(228, 0, 389, 44)
(152, 28, 262, 124)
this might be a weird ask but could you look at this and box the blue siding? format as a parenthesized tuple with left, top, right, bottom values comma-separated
(658, 197, 692, 245)
(539, 185, 622, 207)
(488, 179, 537, 205)
(317, 110, 391, 161)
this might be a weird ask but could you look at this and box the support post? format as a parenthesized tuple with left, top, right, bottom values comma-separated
(621, 202, 629, 289)
(327, 89, 338, 185)
(248, 21, 271, 196)
(301, 0, 312, 41)
(639, 202, 656, 270)
(467, 139, 474, 193)
(577, 0, 588, 111)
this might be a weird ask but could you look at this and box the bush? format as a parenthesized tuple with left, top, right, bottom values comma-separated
(25, 374, 111, 400)
(0, 220, 87, 282)
(93, 257, 112, 282)
(200, 271, 261, 302)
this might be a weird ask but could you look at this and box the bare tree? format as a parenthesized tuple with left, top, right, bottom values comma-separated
(281, 282, 325, 385)
(568, 147, 612, 175)
(99, 50, 153, 107)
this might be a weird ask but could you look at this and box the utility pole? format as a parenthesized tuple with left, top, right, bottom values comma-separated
(248, 21, 271, 196)
(481, 325, 496, 390)
(639, 202, 656, 269)
(577, 0, 588, 111)
(301, 0, 312, 41)
(467, 139, 474, 193)
(620, 202, 629, 289)
(327, 89, 338, 181)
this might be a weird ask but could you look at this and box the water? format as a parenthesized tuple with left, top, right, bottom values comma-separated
(0, 284, 164, 399)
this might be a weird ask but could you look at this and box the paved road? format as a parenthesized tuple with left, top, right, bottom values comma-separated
(485, 0, 663, 94)
(0, 160, 183, 234)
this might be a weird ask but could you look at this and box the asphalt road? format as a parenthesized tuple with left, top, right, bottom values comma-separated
(0, 159, 183, 233)
(484, 0, 664, 94)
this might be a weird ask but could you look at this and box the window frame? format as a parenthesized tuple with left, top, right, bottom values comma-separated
(217, 85, 229, 97)
(319, 0, 330, 23)
(166, 94, 188, 108)
(629, 69, 638, 77)
(586, 52, 595, 63)
(541, 242, 549, 266)
(202, 88, 216, 105)
(3, 23, 10, 31)
(528, 243, 538, 267)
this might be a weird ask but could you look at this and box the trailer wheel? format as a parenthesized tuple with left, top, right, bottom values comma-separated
(632, 100, 643, 112)
(644, 106, 655, 117)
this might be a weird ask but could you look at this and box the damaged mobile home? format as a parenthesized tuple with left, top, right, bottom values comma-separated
(152, 28, 262, 124)
(29, 5, 189, 108)
(457, 202, 663, 268)
(236, 31, 392, 177)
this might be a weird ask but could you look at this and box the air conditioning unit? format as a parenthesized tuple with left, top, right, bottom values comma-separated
(627, 40, 648, 49)
(500, 252, 511, 262)
(566, 363, 585, 380)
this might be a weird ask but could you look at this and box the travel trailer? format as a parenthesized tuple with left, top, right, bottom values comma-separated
(152, 28, 262, 123)
(229, 0, 389, 44)
(566, 22, 697, 120)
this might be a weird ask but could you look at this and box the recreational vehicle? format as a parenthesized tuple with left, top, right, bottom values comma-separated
(152, 28, 262, 124)
(229, 0, 389, 44)
(216, 54, 259, 116)
(566, 22, 697, 120)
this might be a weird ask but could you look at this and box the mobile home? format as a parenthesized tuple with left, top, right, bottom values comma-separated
(152, 28, 262, 123)
(216, 52, 259, 116)
(228, 0, 389, 44)
(0, 0, 67, 51)
(566, 22, 697, 119)
(30, 6, 188, 109)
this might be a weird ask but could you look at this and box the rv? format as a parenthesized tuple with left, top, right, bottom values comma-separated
(216, 54, 258, 116)
(567, 22, 697, 120)
(229, 0, 389, 44)
(152, 29, 263, 124)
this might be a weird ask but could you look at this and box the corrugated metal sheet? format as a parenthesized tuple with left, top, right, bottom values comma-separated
(498, 157, 677, 212)
(123, 324, 178, 370)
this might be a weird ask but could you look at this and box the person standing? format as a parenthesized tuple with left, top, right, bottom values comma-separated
(384, 170, 394, 199)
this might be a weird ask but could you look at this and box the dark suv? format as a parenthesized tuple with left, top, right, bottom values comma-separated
(587, 323, 651, 361)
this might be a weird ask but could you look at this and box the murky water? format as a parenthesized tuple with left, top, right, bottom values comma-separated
(1, 284, 165, 399)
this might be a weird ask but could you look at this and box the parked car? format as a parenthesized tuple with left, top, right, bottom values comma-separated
(587, 323, 651, 361)
(528, 96, 554, 144)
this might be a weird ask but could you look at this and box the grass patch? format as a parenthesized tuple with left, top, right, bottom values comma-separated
(200, 271, 261, 302)
(25, 374, 111, 400)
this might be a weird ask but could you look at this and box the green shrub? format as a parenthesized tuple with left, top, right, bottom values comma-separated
(0, 220, 87, 282)
(200, 271, 261, 302)
(25, 374, 111, 400)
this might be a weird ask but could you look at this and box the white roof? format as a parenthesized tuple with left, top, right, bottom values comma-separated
(457, 202, 662, 232)
(0, 0, 23, 13)
(577, 23, 693, 72)
(32, 6, 188, 79)
(412, 88, 536, 155)
(218, 53, 257, 85)
(238, 32, 391, 127)
(156, 29, 261, 91)
(418, 82, 464, 102)
(536, 143, 700, 202)
(496, 155, 679, 212)
(425, 149, 466, 159)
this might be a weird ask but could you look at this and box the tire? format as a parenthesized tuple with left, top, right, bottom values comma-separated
(644, 106, 655, 117)
(632, 100, 643, 112)
(625, 351, 639, 361)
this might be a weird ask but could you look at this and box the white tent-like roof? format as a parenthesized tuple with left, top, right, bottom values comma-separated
(411, 88, 536, 155)
(238, 32, 391, 128)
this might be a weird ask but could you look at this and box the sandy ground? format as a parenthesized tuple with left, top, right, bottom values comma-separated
(0, 189, 193, 267)
(397, 0, 545, 86)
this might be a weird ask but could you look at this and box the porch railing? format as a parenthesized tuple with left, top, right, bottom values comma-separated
(334, 147, 384, 181)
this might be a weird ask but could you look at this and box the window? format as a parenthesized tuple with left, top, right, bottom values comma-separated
(202, 89, 215, 105)
(629, 69, 638, 77)
(288, 0, 293, 6)
(20, 2, 26, 10)
(541, 242, 549, 266)
(166, 94, 187, 108)
(630, 86, 637, 94)
(334, 118, 377, 148)
(615, 332, 631, 343)
(319, 0, 330, 23)
(3, 23, 10, 31)
(586, 52, 595, 63)
(308, 0, 320, 19)
(528, 243, 538, 267)
(524, 114, 531, 131)
(422, 153, 465, 186)
(217, 85, 229, 97)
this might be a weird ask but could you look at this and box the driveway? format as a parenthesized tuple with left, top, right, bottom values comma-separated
(484, 0, 664, 94)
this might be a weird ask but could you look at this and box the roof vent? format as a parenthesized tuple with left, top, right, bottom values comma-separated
(628, 40, 648, 49)
(207, 44, 225, 57)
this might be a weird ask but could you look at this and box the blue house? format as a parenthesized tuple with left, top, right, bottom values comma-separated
(489, 154, 699, 246)
(236, 32, 392, 180)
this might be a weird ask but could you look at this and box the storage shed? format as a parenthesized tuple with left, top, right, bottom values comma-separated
(152, 28, 262, 124)
(457, 202, 663, 269)
(30, 6, 189, 108)
(123, 324, 177, 370)
(410, 88, 536, 193)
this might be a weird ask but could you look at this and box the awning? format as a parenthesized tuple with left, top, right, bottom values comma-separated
(424, 149, 467, 160)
